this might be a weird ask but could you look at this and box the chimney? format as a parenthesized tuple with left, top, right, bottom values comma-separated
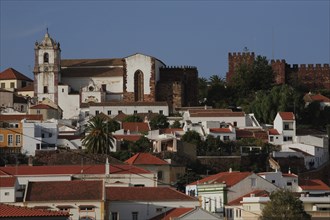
(105, 157, 110, 175)
(229, 168, 232, 173)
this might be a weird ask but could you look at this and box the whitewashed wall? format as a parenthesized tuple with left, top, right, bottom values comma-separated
(125, 54, 152, 94)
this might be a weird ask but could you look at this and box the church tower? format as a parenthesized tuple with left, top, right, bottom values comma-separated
(33, 30, 61, 104)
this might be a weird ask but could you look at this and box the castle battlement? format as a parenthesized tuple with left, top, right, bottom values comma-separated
(289, 63, 330, 70)
(229, 52, 255, 57)
(161, 65, 197, 69)
(271, 59, 286, 63)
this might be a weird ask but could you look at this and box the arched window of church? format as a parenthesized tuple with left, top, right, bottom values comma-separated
(43, 53, 49, 63)
(134, 70, 144, 102)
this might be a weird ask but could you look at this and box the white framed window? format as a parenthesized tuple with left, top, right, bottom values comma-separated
(15, 135, 21, 144)
(8, 134, 13, 145)
(132, 212, 138, 220)
(111, 212, 119, 220)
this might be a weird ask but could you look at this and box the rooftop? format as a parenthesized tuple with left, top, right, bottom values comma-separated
(125, 153, 169, 165)
(106, 186, 197, 201)
(0, 68, 33, 81)
(278, 112, 295, 120)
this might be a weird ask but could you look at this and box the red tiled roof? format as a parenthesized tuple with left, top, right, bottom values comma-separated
(189, 171, 252, 187)
(125, 153, 169, 165)
(112, 112, 127, 121)
(16, 83, 34, 91)
(268, 129, 280, 135)
(30, 104, 56, 110)
(113, 134, 142, 142)
(122, 122, 150, 133)
(0, 176, 16, 187)
(279, 112, 295, 120)
(106, 187, 197, 201)
(0, 164, 151, 176)
(236, 129, 254, 138)
(0, 203, 69, 218)
(25, 180, 103, 201)
(0, 114, 43, 121)
(189, 109, 232, 113)
(299, 179, 330, 191)
(0, 68, 33, 81)
(282, 173, 298, 178)
(227, 190, 269, 206)
(209, 128, 232, 133)
(150, 207, 194, 220)
(310, 94, 330, 102)
(160, 128, 184, 134)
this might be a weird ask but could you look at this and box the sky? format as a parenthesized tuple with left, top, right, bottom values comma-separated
(1, 0, 329, 80)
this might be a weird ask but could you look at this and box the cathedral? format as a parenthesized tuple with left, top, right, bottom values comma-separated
(33, 31, 198, 119)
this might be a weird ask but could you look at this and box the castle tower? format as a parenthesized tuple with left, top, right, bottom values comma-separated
(33, 30, 61, 104)
(226, 52, 255, 83)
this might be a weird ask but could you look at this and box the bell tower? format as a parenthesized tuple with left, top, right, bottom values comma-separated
(33, 29, 61, 104)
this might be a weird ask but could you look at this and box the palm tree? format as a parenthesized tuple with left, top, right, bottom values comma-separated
(81, 116, 115, 154)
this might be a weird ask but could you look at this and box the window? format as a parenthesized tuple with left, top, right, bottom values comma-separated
(0, 134, 3, 142)
(270, 136, 274, 142)
(287, 182, 292, 186)
(4, 192, 9, 196)
(111, 212, 118, 220)
(8, 134, 13, 145)
(62, 88, 64, 92)
(102, 84, 106, 91)
(159, 110, 163, 115)
(148, 110, 152, 113)
(0, 83, 5, 88)
(134, 110, 138, 114)
(10, 82, 15, 88)
(36, 143, 40, 150)
(223, 136, 230, 141)
(118, 110, 122, 114)
(233, 121, 237, 127)
(49, 133, 52, 138)
(134, 70, 144, 102)
(15, 135, 21, 145)
(272, 180, 276, 184)
(284, 136, 293, 142)
(107, 110, 111, 115)
(157, 171, 163, 180)
(95, 110, 99, 115)
(156, 208, 163, 212)
(59, 207, 70, 211)
(132, 212, 138, 220)
(44, 86, 48, 93)
(43, 53, 49, 63)
(42, 133, 45, 138)
(79, 206, 94, 212)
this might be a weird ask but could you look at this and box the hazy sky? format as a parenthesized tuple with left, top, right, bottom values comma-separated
(1, 0, 329, 79)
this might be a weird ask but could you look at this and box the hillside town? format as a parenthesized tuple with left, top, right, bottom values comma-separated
(0, 31, 330, 220)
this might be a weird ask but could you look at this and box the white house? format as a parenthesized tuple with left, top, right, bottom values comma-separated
(257, 170, 299, 192)
(106, 186, 199, 220)
(0, 176, 19, 203)
(21, 118, 58, 155)
(273, 112, 296, 144)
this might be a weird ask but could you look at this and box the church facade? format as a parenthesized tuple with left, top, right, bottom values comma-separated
(33, 32, 198, 119)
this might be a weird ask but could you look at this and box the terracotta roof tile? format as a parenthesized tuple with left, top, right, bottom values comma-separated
(189, 171, 252, 187)
(125, 153, 169, 165)
(25, 180, 103, 201)
(279, 112, 295, 120)
(0, 203, 69, 218)
(0, 68, 33, 81)
(30, 104, 57, 110)
(189, 109, 232, 113)
(122, 122, 150, 133)
(106, 187, 197, 201)
(227, 190, 269, 206)
(0, 164, 151, 176)
(236, 129, 254, 138)
(61, 58, 124, 67)
(16, 83, 34, 91)
(0, 176, 17, 187)
(268, 129, 280, 135)
(150, 207, 194, 220)
(0, 114, 43, 121)
(160, 128, 184, 134)
(304, 93, 330, 103)
(113, 134, 142, 142)
(299, 179, 330, 191)
(209, 128, 232, 133)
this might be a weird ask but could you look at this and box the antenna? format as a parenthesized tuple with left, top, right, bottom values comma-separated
(272, 26, 274, 60)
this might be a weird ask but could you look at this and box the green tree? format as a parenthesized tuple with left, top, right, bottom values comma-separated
(181, 130, 202, 146)
(81, 116, 114, 154)
(198, 77, 208, 103)
(149, 114, 169, 130)
(171, 120, 182, 128)
(123, 115, 143, 122)
(261, 189, 311, 220)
